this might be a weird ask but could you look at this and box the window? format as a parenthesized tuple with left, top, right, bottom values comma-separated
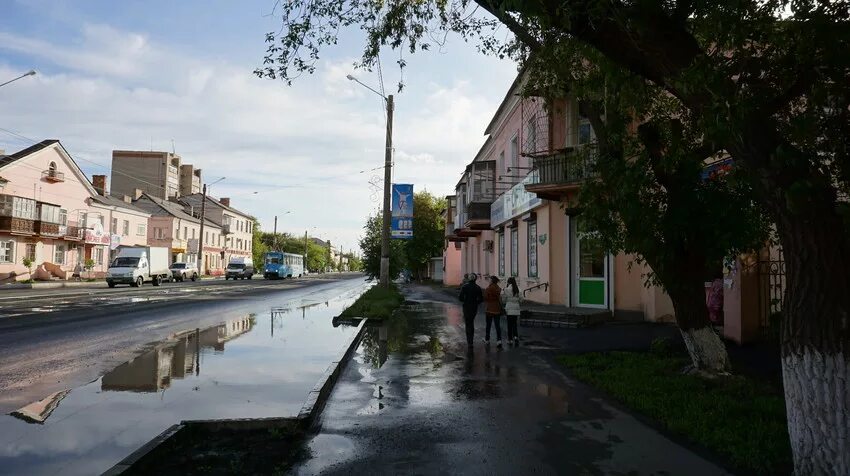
(191, 228, 196, 239)
(578, 117, 593, 145)
(0, 240, 14, 263)
(498, 231, 505, 277)
(155, 228, 164, 239)
(111, 218, 118, 234)
(184, 227, 188, 240)
(205, 231, 209, 243)
(48, 161, 57, 173)
(509, 135, 519, 171)
(94, 247, 104, 265)
(59, 209, 67, 226)
(498, 151, 505, 173)
(526, 116, 537, 153)
(123, 220, 130, 236)
(510, 227, 519, 277)
(54, 244, 65, 265)
(528, 222, 538, 278)
(137, 223, 146, 236)
(25, 243, 36, 262)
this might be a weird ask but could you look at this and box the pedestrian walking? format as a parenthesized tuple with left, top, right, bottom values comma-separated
(483, 275, 503, 348)
(502, 277, 522, 346)
(458, 273, 483, 349)
(72, 262, 82, 282)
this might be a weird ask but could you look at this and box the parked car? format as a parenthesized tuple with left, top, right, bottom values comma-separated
(225, 260, 254, 280)
(170, 262, 198, 282)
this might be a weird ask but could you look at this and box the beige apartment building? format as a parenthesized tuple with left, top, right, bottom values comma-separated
(111, 150, 202, 200)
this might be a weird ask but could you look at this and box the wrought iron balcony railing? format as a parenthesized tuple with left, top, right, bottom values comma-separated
(530, 144, 598, 188)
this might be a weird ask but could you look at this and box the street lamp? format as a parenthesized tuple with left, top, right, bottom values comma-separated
(197, 176, 225, 274)
(0, 70, 36, 89)
(347, 73, 394, 288)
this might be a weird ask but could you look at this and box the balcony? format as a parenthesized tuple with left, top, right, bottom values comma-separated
(464, 202, 492, 230)
(63, 224, 83, 241)
(525, 145, 598, 201)
(0, 216, 35, 235)
(222, 223, 232, 234)
(42, 170, 65, 182)
(36, 221, 62, 237)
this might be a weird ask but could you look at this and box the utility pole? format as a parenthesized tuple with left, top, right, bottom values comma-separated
(304, 230, 308, 266)
(380, 94, 394, 288)
(273, 215, 278, 251)
(196, 184, 207, 274)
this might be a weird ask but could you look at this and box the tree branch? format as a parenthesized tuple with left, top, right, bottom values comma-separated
(474, 0, 542, 51)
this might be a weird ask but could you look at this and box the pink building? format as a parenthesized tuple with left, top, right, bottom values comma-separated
(447, 73, 675, 321)
(0, 140, 150, 281)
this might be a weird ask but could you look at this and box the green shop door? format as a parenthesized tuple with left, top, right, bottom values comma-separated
(572, 219, 609, 308)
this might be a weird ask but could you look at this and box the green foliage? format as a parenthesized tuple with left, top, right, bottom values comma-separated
(649, 337, 674, 357)
(251, 220, 269, 269)
(21, 256, 32, 271)
(559, 352, 792, 474)
(339, 285, 404, 319)
(84, 259, 95, 271)
(359, 211, 406, 280)
(404, 192, 446, 278)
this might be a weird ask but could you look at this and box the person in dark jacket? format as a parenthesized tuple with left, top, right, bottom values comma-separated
(458, 273, 483, 347)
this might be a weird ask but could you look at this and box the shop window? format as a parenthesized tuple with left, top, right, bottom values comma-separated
(498, 231, 505, 277)
(510, 227, 518, 277)
(528, 222, 538, 278)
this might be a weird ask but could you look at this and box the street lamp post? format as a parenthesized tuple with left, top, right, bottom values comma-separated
(197, 177, 225, 275)
(0, 70, 36, 89)
(347, 74, 394, 288)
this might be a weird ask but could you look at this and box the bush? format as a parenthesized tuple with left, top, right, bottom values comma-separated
(339, 285, 404, 319)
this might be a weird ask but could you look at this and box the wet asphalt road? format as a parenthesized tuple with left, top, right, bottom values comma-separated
(0, 273, 365, 414)
(293, 284, 730, 476)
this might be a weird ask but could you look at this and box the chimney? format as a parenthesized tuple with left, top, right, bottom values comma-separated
(134, 188, 144, 200)
(92, 175, 107, 196)
(219, 197, 230, 207)
(123, 195, 132, 204)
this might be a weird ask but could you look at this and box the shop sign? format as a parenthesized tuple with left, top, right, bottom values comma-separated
(490, 171, 542, 226)
(84, 222, 110, 245)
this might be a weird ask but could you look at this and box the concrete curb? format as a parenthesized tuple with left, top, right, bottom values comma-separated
(102, 317, 369, 474)
(297, 318, 368, 426)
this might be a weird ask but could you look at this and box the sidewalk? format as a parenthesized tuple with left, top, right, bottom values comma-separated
(291, 283, 730, 475)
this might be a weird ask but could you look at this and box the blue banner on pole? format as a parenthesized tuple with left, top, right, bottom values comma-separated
(391, 184, 413, 239)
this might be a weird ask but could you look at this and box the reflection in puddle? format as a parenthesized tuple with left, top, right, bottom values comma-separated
(101, 316, 254, 393)
(9, 390, 71, 424)
(0, 281, 370, 476)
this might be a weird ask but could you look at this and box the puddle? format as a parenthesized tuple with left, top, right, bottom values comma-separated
(0, 283, 370, 476)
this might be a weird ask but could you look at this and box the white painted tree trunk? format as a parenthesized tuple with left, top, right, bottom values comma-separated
(782, 349, 850, 475)
(679, 326, 729, 372)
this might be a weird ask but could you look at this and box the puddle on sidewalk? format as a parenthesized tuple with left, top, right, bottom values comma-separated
(0, 284, 370, 476)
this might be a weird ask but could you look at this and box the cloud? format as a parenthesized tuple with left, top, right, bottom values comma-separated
(0, 22, 512, 251)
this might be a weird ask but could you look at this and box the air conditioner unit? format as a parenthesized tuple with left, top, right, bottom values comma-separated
(484, 240, 494, 252)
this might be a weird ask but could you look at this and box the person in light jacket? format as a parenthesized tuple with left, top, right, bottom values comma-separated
(502, 277, 522, 346)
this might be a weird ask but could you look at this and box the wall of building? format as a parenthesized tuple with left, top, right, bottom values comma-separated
(111, 151, 171, 200)
(443, 242, 463, 286)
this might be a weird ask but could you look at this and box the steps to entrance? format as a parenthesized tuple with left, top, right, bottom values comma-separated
(520, 306, 611, 328)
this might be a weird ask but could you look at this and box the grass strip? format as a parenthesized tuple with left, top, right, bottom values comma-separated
(339, 284, 404, 319)
(558, 351, 792, 475)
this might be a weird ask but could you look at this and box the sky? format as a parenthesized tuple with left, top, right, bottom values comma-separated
(0, 0, 518, 253)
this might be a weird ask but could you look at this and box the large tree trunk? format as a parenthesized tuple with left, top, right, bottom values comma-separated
(777, 213, 850, 475)
(668, 282, 730, 372)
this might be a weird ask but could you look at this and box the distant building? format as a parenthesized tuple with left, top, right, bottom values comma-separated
(177, 194, 254, 273)
(110, 150, 202, 200)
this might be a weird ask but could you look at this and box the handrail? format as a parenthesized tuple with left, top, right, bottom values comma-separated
(523, 282, 549, 297)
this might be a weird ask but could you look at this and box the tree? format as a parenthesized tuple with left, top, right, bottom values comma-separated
(257, 3, 850, 471)
(359, 211, 405, 280)
(404, 192, 446, 280)
(21, 256, 33, 281)
(251, 221, 269, 269)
